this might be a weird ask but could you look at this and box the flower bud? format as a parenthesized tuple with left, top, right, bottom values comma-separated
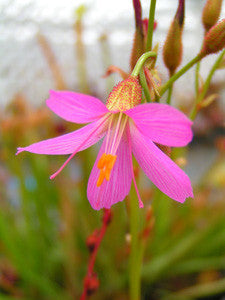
(163, 0, 185, 75)
(130, 1, 157, 69)
(130, 0, 144, 70)
(200, 19, 225, 56)
(202, 0, 223, 32)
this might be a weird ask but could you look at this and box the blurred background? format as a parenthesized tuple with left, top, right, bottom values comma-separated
(0, 0, 225, 299)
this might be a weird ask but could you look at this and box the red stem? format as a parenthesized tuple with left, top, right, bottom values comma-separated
(80, 209, 112, 300)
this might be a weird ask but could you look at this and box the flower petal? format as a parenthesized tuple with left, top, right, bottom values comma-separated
(87, 133, 132, 210)
(130, 123, 193, 203)
(125, 103, 193, 147)
(17, 117, 108, 155)
(46, 90, 108, 124)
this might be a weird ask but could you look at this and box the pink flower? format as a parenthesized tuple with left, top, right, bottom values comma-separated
(17, 76, 193, 210)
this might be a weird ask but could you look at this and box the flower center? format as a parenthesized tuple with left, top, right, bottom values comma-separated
(97, 113, 128, 187)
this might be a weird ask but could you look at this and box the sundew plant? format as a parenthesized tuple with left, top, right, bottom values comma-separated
(1, 0, 225, 299)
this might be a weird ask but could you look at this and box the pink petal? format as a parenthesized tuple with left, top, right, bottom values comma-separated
(87, 133, 132, 210)
(125, 103, 193, 147)
(16, 117, 108, 155)
(46, 90, 108, 124)
(130, 123, 193, 203)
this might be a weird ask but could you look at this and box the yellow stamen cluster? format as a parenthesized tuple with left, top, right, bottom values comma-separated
(97, 153, 117, 187)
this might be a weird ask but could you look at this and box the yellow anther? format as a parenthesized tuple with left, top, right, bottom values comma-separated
(97, 153, 117, 187)
(107, 155, 117, 169)
(97, 170, 105, 187)
(97, 153, 107, 169)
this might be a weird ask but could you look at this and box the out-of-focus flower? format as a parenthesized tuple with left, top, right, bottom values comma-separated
(17, 76, 193, 210)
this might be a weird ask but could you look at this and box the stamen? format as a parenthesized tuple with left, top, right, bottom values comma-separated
(97, 153, 117, 187)
(104, 115, 114, 154)
(97, 153, 107, 169)
(97, 170, 105, 187)
(110, 112, 123, 153)
(112, 115, 128, 154)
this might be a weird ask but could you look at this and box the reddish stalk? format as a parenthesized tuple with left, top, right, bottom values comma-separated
(80, 209, 112, 300)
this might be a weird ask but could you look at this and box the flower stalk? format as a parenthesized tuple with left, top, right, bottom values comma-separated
(195, 61, 201, 96)
(129, 185, 141, 300)
(167, 84, 173, 104)
(190, 49, 225, 120)
(139, 68, 152, 102)
(146, 0, 157, 51)
(80, 209, 112, 300)
(159, 54, 203, 96)
(131, 51, 157, 76)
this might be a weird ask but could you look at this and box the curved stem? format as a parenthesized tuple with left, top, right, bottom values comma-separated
(131, 51, 157, 77)
(160, 54, 203, 96)
(139, 68, 152, 102)
(146, 0, 157, 51)
(190, 49, 225, 120)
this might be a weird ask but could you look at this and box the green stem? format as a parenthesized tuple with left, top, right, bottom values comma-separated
(160, 54, 203, 96)
(139, 68, 152, 102)
(146, 0, 157, 51)
(190, 49, 225, 120)
(195, 61, 200, 96)
(129, 185, 141, 300)
(131, 51, 157, 77)
(167, 82, 173, 104)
